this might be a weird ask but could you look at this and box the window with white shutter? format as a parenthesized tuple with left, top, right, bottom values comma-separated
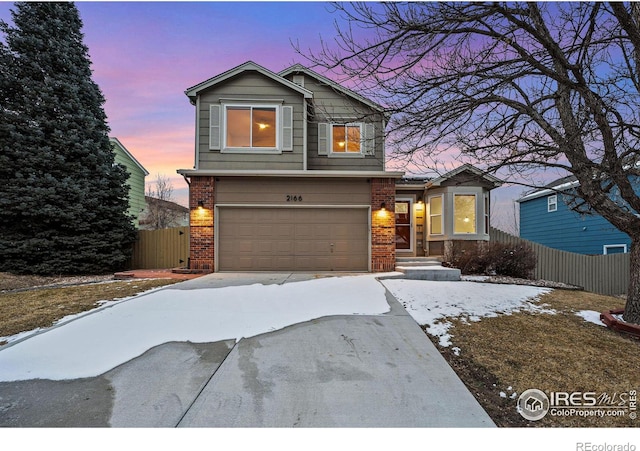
(318, 123, 329, 155)
(363, 123, 375, 155)
(209, 105, 221, 150)
(282, 106, 293, 151)
(219, 103, 282, 152)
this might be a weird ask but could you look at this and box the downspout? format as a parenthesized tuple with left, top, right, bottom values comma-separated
(303, 98, 308, 170)
(194, 96, 200, 170)
(382, 116, 387, 171)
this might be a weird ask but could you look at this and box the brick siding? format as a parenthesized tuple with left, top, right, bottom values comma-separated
(189, 176, 215, 271)
(371, 178, 396, 272)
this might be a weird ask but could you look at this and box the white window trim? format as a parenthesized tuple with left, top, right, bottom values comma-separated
(548, 194, 558, 212)
(395, 198, 413, 252)
(221, 103, 281, 154)
(484, 193, 490, 235)
(453, 193, 478, 235)
(428, 194, 444, 236)
(603, 244, 627, 255)
(329, 122, 364, 157)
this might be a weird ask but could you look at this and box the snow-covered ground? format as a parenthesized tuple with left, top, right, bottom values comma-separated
(0, 275, 390, 381)
(575, 310, 607, 327)
(0, 274, 602, 383)
(380, 279, 555, 346)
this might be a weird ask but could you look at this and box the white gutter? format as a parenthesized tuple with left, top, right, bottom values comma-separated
(517, 180, 580, 202)
(176, 169, 405, 179)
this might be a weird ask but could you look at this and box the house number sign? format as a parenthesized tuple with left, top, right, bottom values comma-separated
(286, 195, 303, 202)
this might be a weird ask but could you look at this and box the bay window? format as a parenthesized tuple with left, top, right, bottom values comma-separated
(454, 194, 476, 234)
(429, 195, 443, 235)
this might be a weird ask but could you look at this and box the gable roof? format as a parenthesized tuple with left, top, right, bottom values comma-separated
(426, 164, 502, 189)
(144, 195, 189, 213)
(517, 175, 579, 203)
(110, 137, 149, 176)
(279, 63, 386, 114)
(185, 61, 313, 103)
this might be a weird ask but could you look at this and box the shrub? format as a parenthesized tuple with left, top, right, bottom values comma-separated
(447, 242, 488, 275)
(485, 242, 537, 279)
(447, 241, 537, 279)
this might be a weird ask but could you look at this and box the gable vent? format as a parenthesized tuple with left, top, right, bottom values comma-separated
(292, 75, 305, 87)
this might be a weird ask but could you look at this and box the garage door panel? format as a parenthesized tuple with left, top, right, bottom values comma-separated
(295, 256, 331, 270)
(218, 207, 368, 271)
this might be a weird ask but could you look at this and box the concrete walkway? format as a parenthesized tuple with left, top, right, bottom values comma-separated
(0, 273, 494, 427)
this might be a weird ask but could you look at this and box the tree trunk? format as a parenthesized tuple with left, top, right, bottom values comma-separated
(623, 237, 640, 324)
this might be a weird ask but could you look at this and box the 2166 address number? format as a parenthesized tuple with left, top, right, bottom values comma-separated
(286, 195, 303, 202)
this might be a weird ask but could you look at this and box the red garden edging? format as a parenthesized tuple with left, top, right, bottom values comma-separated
(600, 308, 640, 338)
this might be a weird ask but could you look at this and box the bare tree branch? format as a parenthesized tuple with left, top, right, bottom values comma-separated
(297, 1, 640, 322)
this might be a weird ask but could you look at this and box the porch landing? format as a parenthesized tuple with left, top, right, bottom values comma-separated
(394, 257, 461, 281)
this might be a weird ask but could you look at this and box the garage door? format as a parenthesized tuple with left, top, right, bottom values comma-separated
(218, 207, 369, 271)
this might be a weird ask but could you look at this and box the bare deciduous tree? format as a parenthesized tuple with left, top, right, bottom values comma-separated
(299, 2, 640, 323)
(143, 174, 181, 230)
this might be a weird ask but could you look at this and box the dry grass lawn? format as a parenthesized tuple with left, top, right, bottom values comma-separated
(1, 272, 638, 428)
(435, 289, 640, 427)
(0, 277, 181, 344)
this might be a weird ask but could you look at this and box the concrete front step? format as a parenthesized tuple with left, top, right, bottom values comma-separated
(395, 257, 443, 267)
(394, 265, 461, 281)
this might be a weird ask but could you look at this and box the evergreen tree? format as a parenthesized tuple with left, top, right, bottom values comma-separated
(0, 2, 136, 275)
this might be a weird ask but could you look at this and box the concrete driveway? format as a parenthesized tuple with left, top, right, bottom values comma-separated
(0, 273, 494, 427)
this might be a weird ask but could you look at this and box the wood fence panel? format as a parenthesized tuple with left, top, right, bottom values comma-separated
(130, 226, 189, 269)
(490, 227, 629, 296)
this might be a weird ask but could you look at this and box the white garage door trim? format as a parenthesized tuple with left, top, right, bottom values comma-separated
(215, 204, 372, 272)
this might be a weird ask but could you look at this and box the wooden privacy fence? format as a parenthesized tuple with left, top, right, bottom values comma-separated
(130, 226, 189, 269)
(490, 227, 630, 296)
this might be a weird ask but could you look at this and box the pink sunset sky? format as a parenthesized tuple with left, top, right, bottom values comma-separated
(0, 1, 524, 230)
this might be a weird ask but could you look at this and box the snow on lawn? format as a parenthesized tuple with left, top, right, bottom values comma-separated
(381, 279, 554, 347)
(575, 310, 606, 327)
(0, 275, 390, 382)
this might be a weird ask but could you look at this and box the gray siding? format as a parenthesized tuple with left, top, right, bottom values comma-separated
(215, 177, 371, 205)
(283, 75, 385, 171)
(197, 71, 305, 170)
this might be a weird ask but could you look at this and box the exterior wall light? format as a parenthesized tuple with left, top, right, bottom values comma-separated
(197, 200, 204, 210)
(380, 202, 386, 211)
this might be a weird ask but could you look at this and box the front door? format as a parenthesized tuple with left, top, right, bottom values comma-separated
(395, 199, 412, 251)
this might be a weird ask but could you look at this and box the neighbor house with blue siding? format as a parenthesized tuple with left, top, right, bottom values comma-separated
(518, 176, 632, 255)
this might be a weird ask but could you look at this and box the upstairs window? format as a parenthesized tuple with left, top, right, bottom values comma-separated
(208, 103, 292, 152)
(317, 122, 375, 156)
(226, 105, 277, 149)
(331, 123, 362, 153)
(548, 194, 558, 212)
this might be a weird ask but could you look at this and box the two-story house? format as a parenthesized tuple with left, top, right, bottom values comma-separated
(111, 137, 149, 228)
(518, 175, 633, 255)
(178, 61, 501, 272)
